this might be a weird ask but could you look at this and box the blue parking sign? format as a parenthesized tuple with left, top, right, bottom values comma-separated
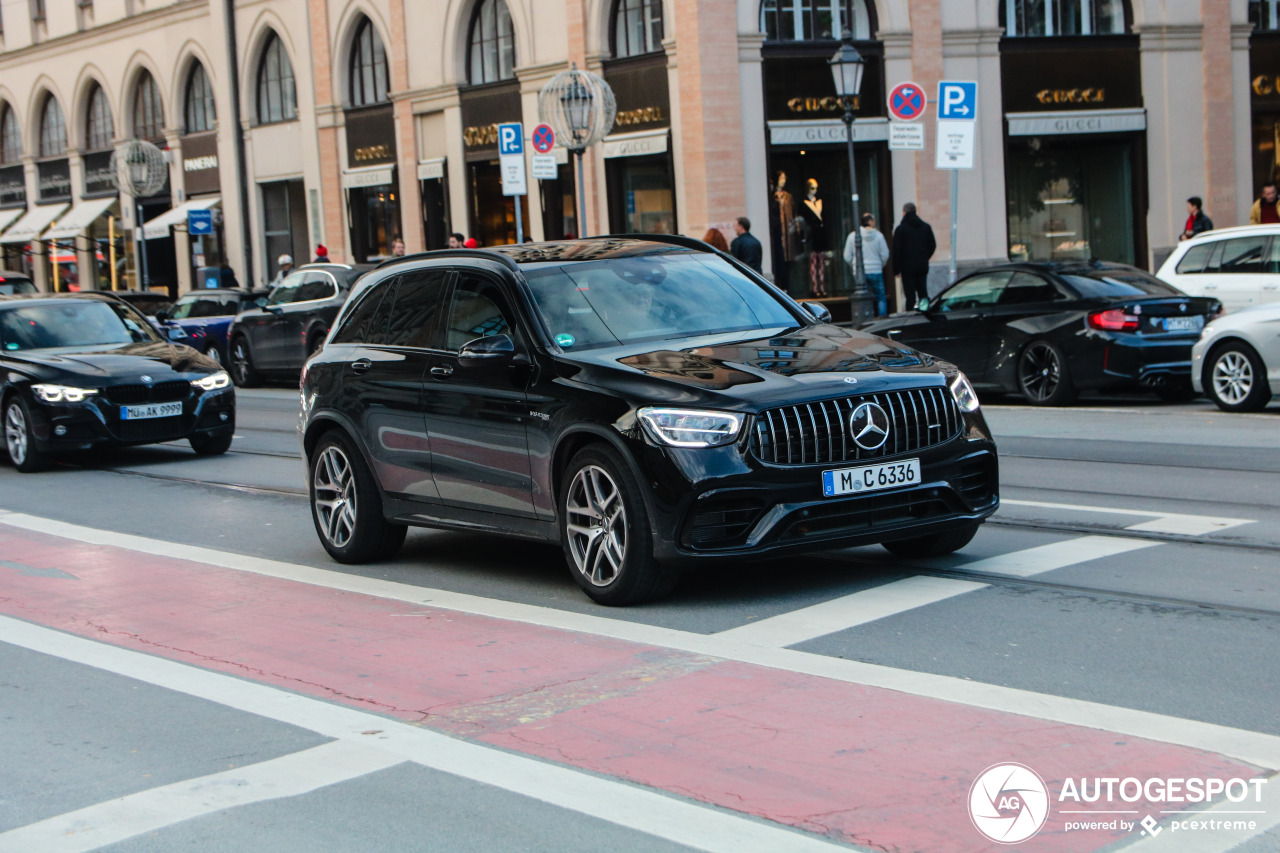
(937, 81, 978, 120)
(188, 209, 214, 235)
(498, 123, 523, 156)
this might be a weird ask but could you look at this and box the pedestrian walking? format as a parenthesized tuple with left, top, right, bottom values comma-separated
(730, 217, 763, 273)
(1179, 197, 1213, 241)
(844, 213, 891, 317)
(269, 254, 293, 287)
(1250, 183, 1280, 224)
(702, 227, 730, 253)
(313, 244, 329, 263)
(448, 232, 466, 249)
(891, 203, 936, 310)
(218, 263, 239, 290)
(391, 237, 406, 257)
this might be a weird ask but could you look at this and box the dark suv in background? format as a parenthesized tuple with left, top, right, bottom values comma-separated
(228, 262, 372, 386)
(299, 238, 999, 605)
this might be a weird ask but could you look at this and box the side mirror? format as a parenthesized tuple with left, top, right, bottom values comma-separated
(154, 309, 169, 322)
(802, 301, 832, 324)
(916, 297, 931, 312)
(458, 333, 515, 367)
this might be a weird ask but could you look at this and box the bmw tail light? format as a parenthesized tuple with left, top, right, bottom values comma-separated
(1088, 308, 1139, 332)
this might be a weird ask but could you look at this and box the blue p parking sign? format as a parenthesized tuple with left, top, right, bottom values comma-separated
(937, 81, 978, 120)
(498, 123, 523, 156)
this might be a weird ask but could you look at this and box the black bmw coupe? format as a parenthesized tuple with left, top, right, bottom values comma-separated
(860, 262, 1222, 406)
(300, 237, 999, 605)
(1, 293, 235, 472)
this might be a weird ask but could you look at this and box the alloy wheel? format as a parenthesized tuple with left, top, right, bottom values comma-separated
(5, 403, 27, 466)
(1211, 351, 1253, 406)
(206, 346, 224, 366)
(232, 341, 250, 383)
(565, 464, 628, 587)
(1019, 342, 1061, 403)
(312, 445, 358, 548)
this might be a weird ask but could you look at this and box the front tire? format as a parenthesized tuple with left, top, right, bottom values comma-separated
(1204, 343, 1270, 412)
(560, 445, 678, 606)
(189, 432, 233, 456)
(309, 431, 406, 563)
(4, 395, 48, 472)
(1017, 339, 1076, 406)
(230, 336, 261, 388)
(882, 522, 980, 557)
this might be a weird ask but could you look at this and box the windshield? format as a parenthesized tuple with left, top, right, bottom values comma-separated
(0, 300, 162, 350)
(170, 295, 239, 319)
(0, 278, 35, 295)
(522, 253, 799, 350)
(1062, 272, 1182, 299)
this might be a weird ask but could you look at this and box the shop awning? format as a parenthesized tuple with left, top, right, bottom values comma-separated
(45, 196, 118, 241)
(0, 207, 24, 238)
(142, 196, 220, 241)
(0, 204, 67, 244)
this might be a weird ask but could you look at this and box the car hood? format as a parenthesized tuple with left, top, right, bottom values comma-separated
(559, 323, 954, 410)
(5, 341, 219, 383)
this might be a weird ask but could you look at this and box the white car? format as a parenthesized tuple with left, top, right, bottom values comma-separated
(1156, 225, 1280, 314)
(1191, 302, 1280, 411)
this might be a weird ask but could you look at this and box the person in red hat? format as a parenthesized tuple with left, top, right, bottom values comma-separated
(463, 238, 479, 249)
(313, 244, 329, 263)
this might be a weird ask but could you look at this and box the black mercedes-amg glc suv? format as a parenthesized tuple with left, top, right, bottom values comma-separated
(299, 237, 999, 605)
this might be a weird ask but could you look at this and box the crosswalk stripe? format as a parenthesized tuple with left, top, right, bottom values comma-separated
(955, 535, 1160, 578)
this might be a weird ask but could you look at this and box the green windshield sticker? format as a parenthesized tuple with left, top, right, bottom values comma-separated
(4, 343, 16, 350)
(554, 333, 576, 348)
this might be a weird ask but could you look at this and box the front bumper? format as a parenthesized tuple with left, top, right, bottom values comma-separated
(26, 386, 236, 452)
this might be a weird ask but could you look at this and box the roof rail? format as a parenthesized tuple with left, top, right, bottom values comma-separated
(375, 248, 521, 274)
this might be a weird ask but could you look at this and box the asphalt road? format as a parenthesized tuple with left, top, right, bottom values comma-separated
(2, 388, 1278, 852)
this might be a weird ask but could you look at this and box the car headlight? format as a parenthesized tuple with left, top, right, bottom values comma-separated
(949, 373, 980, 413)
(638, 407, 743, 448)
(31, 383, 97, 403)
(191, 371, 231, 391)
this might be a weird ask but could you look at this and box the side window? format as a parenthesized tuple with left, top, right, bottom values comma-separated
(446, 276, 511, 351)
(1217, 238, 1267, 274)
(296, 273, 338, 302)
(332, 282, 393, 344)
(383, 270, 450, 348)
(1266, 238, 1280, 274)
(999, 272, 1066, 305)
(268, 271, 307, 305)
(1176, 242, 1215, 275)
(936, 272, 1011, 312)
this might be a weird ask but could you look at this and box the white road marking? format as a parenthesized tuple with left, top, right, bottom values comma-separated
(1117, 772, 1280, 852)
(956, 535, 1160, 578)
(0, 740, 403, 853)
(715, 576, 986, 647)
(3, 510, 1280, 770)
(1001, 499, 1254, 536)
(0, 617, 858, 853)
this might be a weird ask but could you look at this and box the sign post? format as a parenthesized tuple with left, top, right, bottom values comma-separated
(498, 122, 527, 244)
(936, 81, 977, 284)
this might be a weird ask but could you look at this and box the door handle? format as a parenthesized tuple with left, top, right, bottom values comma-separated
(349, 358, 372, 374)
(430, 365, 454, 378)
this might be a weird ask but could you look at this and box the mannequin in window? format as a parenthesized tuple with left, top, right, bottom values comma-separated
(801, 178, 828, 297)
(769, 170, 799, 286)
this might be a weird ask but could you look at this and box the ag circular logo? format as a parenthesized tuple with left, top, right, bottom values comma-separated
(848, 401, 890, 450)
(969, 763, 1050, 844)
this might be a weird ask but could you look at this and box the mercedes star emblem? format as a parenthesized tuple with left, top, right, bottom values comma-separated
(849, 402, 890, 450)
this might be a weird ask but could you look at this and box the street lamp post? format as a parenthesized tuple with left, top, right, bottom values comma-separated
(561, 70, 593, 239)
(829, 31, 874, 325)
(539, 65, 616, 240)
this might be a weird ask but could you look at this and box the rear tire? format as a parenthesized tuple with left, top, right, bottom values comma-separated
(882, 522, 980, 558)
(203, 343, 224, 367)
(309, 431, 406, 563)
(559, 445, 679, 606)
(4, 395, 48, 473)
(230, 335, 261, 388)
(1017, 339, 1076, 406)
(1204, 342, 1270, 412)
(189, 432, 233, 456)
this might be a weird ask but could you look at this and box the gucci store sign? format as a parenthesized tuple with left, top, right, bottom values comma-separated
(602, 129, 668, 159)
(768, 118, 889, 146)
(1006, 108, 1146, 137)
(342, 166, 394, 189)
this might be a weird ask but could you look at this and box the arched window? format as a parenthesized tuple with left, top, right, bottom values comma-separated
(468, 0, 515, 85)
(0, 106, 21, 164)
(85, 84, 114, 151)
(185, 62, 216, 133)
(257, 31, 298, 124)
(760, 0, 872, 41)
(1252, 0, 1280, 30)
(131, 70, 165, 142)
(1000, 0, 1126, 36)
(349, 17, 390, 107)
(613, 0, 664, 58)
(39, 96, 66, 158)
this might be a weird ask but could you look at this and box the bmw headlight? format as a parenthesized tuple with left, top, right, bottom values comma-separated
(31, 383, 97, 403)
(191, 371, 231, 391)
(949, 373, 980, 413)
(638, 407, 743, 448)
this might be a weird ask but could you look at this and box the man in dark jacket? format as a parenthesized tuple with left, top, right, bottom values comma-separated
(892, 203, 936, 310)
(1179, 197, 1213, 241)
(730, 217, 763, 273)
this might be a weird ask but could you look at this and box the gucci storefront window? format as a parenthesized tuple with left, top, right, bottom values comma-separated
(344, 105, 401, 261)
(349, 181, 399, 261)
(467, 160, 528, 246)
(607, 155, 675, 234)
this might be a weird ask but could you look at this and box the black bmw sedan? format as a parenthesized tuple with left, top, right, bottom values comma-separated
(1, 293, 235, 472)
(300, 237, 999, 605)
(860, 262, 1222, 406)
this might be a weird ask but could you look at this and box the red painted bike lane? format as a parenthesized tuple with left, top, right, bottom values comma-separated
(0, 525, 1263, 852)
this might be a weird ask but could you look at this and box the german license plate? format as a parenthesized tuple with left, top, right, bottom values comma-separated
(822, 458, 921, 497)
(1160, 316, 1204, 332)
(120, 402, 183, 420)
